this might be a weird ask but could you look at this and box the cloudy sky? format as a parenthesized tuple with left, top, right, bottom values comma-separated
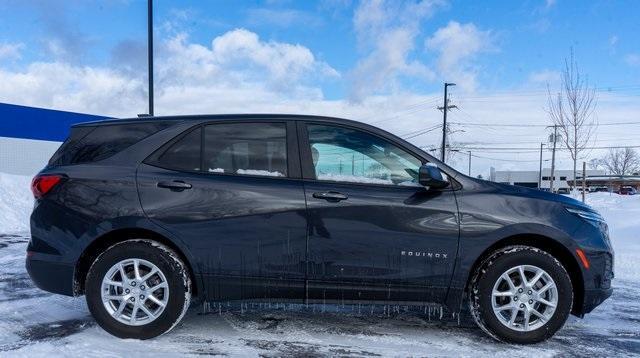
(0, 0, 639, 176)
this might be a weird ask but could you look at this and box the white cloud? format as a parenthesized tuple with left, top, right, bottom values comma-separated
(0, 62, 144, 116)
(0, 42, 24, 60)
(157, 29, 339, 98)
(624, 53, 640, 66)
(425, 21, 494, 91)
(545, 0, 556, 9)
(0, 29, 339, 117)
(1, 21, 638, 175)
(528, 69, 560, 85)
(349, 0, 446, 101)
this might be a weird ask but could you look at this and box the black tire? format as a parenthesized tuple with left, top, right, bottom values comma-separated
(469, 245, 573, 344)
(85, 240, 191, 339)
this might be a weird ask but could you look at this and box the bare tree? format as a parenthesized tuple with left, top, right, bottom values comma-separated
(546, 49, 597, 190)
(588, 158, 603, 171)
(600, 148, 640, 175)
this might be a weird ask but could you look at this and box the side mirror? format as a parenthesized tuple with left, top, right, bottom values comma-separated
(419, 164, 449, 189)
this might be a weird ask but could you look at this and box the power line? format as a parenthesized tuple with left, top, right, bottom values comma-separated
(449, 120, 640, 128)
(468, 153, 542, 163)
(400, 124, 443, 139)
(455, 85, 640, 99)
(367, 96, 442, 125)
(454, 136, 640, 146)
(451, 145, 640, 151)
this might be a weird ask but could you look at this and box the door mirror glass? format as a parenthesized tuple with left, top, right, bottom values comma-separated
(419, 164, 449, 189)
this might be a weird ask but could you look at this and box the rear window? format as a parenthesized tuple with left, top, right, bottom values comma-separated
(49, 121, 174, 166)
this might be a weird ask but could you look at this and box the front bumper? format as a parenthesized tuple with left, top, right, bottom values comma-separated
(582, 288, 613, 314)
(577, 249, 614, 315)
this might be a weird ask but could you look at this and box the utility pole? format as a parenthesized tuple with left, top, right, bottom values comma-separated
(582, 161, 586, 203)
(548, 125, 559, 193)
(467, 151, 471, 176)
(147, 0, 154, 116)
(438, 82, 457, 162)
(538, 143, 545, 189)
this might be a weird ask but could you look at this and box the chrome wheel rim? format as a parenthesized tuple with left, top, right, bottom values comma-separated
(491, 265, 558, 332)
(101, 258, 169, 326)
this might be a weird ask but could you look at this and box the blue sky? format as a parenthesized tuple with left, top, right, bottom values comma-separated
(2, 0, 639, 98)
(0, 0, 639, 173)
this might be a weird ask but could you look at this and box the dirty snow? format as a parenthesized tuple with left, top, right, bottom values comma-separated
(0, 172, 639, 357)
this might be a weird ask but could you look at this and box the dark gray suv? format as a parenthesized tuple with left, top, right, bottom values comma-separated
(27, 114, 613, 342)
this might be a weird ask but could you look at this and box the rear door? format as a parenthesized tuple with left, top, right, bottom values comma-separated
(299, 122, 460, 304)
(137, 121, 308, 301)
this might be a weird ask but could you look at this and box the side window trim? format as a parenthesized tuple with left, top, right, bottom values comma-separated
(286, 121, 302, 179)
(297, 121, 316, 180)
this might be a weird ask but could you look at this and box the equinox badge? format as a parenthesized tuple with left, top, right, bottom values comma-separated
(401, 251, 448, 259)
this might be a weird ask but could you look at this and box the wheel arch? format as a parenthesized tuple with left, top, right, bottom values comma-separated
(74, 227, 199, 298)
(465, 234, 585, 317)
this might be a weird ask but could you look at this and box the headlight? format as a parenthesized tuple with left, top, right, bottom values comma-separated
(565, 206, 605, 226)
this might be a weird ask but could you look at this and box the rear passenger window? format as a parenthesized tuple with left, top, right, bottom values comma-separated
(155, 127, 201, 171)
(204, 123, 287, 177)
(49, 121, 173, 166)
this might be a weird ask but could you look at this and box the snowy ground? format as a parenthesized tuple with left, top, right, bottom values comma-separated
(0, 173, 638, 357)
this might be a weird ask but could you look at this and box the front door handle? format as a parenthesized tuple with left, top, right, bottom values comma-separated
(157, 180, 192, 191)
(313, 191, 348, 202)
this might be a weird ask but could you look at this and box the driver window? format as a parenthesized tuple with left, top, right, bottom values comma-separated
(307, 124, 424, 186)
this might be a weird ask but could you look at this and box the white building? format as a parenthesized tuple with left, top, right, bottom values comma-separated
(490, 168, 606, 191)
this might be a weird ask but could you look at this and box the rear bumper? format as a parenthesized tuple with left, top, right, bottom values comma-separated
(25, 255, 75, 296)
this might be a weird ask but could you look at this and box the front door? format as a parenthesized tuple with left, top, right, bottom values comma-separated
(137, 121, 307, 301)
(300, 123, 460, 303)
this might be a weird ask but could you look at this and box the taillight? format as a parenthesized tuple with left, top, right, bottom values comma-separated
(31, 174, 64, 199)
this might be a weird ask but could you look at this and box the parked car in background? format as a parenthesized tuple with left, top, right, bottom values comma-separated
(617, 187, 637, 195)
(27, 114, 614, 344)
(590, 187, 610, 193)
(556, 188, 570, 195)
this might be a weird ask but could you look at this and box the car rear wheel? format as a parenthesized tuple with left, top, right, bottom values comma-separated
(469, 246, 573, 344)
(85, 240, 191, 339)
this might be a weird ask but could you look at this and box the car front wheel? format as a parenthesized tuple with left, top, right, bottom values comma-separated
(85, 240, 192, 339)
(469, 245, 573, 344)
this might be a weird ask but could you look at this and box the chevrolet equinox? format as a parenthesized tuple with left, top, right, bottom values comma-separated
(26, 114, 614, 343)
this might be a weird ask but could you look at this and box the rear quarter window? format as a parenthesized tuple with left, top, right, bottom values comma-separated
(49, 121, 174, 166)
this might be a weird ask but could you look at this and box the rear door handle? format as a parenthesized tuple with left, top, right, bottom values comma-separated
(313, 191, 348, 202)
(157, 180, 192, 191)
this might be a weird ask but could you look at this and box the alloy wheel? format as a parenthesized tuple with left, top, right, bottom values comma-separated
(491, 265, 558, 332)
(101, 258, 170, 326)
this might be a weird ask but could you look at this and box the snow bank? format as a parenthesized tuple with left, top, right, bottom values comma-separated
(586, 192, 640, 280)
(0, 172, 33, 233)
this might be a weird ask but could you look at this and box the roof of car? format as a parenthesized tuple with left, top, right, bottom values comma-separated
(73, 113, 365, 127)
